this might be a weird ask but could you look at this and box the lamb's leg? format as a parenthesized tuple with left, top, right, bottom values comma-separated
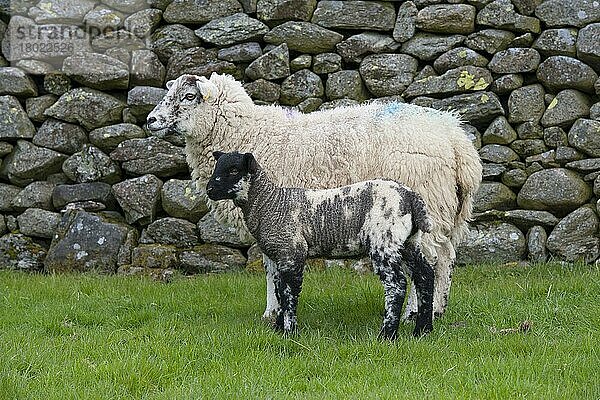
(432, 240, 455, 318)
(373, 258, 407, 341)
(404, 244, 434, 336)
(262, 255, 280, 323)
(273, 263, 304, 335)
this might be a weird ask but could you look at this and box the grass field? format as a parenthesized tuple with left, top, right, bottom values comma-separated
(0, 263, 599, 399)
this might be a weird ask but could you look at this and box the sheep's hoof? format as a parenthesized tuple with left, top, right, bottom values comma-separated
(377, 328, 398, 341)
(413, 324, 433, 337)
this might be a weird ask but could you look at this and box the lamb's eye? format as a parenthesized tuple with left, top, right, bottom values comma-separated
(229, 168, 239, 175)
(184, 93, 196, 101)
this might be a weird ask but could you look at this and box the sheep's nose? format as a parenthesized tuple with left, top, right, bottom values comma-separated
(147, 116, 157, 125)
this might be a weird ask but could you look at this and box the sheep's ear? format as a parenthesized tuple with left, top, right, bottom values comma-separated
(197, 81, 217, 102)
(212, 151, 225, 161)
(244, 153, 258, 174)
(166, 80, 175, 90)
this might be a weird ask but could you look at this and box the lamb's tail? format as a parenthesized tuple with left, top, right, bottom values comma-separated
(408, 191, 432, 234)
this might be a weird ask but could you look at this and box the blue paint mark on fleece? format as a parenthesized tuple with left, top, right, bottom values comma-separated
(376, 102, 404, 119)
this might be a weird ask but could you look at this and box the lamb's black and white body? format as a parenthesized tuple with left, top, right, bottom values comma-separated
(207, 151, 434, 338)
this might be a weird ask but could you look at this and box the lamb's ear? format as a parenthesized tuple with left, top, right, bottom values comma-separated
(197, 80, 218, 102)
(212, 151, 225, 161)
(244, 153, 258, 174)
(166, 80, 175, 90)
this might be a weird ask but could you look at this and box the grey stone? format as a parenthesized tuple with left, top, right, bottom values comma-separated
(161, 179, 208, 223)
(544, 127, 569, 147)
(150, 24, 202, 63)
(290, 55, 312, 72)
(311, 1, 396, 31)
(537, 56, 598, 94)
(25, 95, 57, 123)
(0, 67, 38, 97)
(335, 33, 400, 64)
(568, 119, 600, 157)
(535, 0, 600, 28)
(101, 0, 148, 13)
(197, 213, 253, 248)
(112, 174, 163, 225)
(518, 168, 592, 214)
(416, 4, 476, 34)
(130, 50, 165, 87)
(431, 91, 504, 128)
(456, 222, 526, 264)
(125, 8, 163, 39)
(488, 48, 540, 73)
(491, 74, 523, 95)
(5, 215, 17, 232)
(43, 73, 71, 96)
(511, 139, 548, 157)
(319, 98, 360, 111)
(547, 206, 599, 262)
(63, 145, 121, 184)
(129, 244, 178, 270)
(83, 6, 125, 31)
(264, 21, 343, 54)
(591, 102, 600, 121)
(401, 33, 465, 61)
(433, 47, 488, 74)
(475, 209, 559, 230)
(33, 119, 88, 155)
(163, 0, 242, 24)
(280, 69, 323, 106)
(0, 215, 5, 236)
(512, 0, 543, 15)
(218, 42, 263, 63)
(52, 182, 115, 210)
(0, 142, 12, 157)
(44, 88, 125, 130)
(90, 30, 146, 52)
(594, 175, 600, 196)
(555, 146, 584, 164)
(11, 181, 54, 211)
(403, 66, 491, 98)
(127, 86, 168, 119)
(45, 210, 136, 273)
(312, 53, 342, 74)
(577, 23, 600, 70)
(527, 226, 547, 262)
(140, 217, 199, 247)
(243, 79, 281, 103)
(179, 244, 246, 274)
(245, 43, 290, 81)
(0, 233, 46, 271)
(510, 32, 535, 47)
(257, 0, 316, 22)
(325, 70, 369, 101)
(28, 0, 95, 24)
(565, 158, 600, 173)
(476, 0, 541, 33)
(17, 208, 60, 239)
(296, 98, 323, 113)
(195, 13, 268, 47)
(1, 140, 67, 186)
(104, 48, 131, 65)
(482, 163, 507, 179)
(516, 122, 543, 140)
(393, 1, 418, 43)
(532, 28, 578, 58)
(89, 123, 146, 153)
(0, 95, 36, 139)
(110, 137, 188, 178)
(525, 149, 559, 167)
(482, 116, 517, 145)
(360, 54, 418, 97)
(479, 144, 519, 163)
(508, 84, 545, 124)
(473, 182, 516, 212)
(501, 168, 528, 188)
(464, 29, 514, 54)
(0, 183, 22, 212)
(541, 90, 591, 128)
(166, 47, 241, 82)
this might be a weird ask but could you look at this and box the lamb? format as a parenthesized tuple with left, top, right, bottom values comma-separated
(146, 73, 482, 322)
(206, 151, 434, 338)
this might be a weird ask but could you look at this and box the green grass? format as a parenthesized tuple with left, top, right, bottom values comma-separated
(0, 263, 599, 399)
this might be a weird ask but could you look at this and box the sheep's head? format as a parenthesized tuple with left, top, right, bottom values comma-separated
(146, 74, 217, 136)
(206, 151, 258, 205)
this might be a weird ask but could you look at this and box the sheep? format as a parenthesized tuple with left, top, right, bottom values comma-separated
(146, 73, 482, 322)
(206, 151, 434, 338)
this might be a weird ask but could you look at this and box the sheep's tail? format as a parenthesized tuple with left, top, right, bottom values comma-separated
(451, 132, 483, 246)
(408, 191, 432, 234)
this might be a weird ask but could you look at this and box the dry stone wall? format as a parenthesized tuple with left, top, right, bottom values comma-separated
(0, 0, 599, 274)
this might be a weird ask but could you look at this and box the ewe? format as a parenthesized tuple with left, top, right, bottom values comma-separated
(206, 151, 434, 338)
(147, 73, 482, 321)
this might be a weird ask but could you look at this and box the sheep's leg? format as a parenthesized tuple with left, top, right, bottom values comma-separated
(262, 255, 280, 323)
(404, 244, 434, 336)
(273, 263, 304, 335)
(373, 259, 406, 341)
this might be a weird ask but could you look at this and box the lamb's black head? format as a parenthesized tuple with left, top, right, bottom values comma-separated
(206, 151, 258, 203)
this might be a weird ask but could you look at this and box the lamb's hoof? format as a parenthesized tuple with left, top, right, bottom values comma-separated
(413, 324, 433, 337)
(377, 328, 398, 341)
(261, 309, 278, 326)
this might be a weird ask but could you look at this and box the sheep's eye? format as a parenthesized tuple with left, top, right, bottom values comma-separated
(184, 93, 196, 101)
(229, 168, 239, 175)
